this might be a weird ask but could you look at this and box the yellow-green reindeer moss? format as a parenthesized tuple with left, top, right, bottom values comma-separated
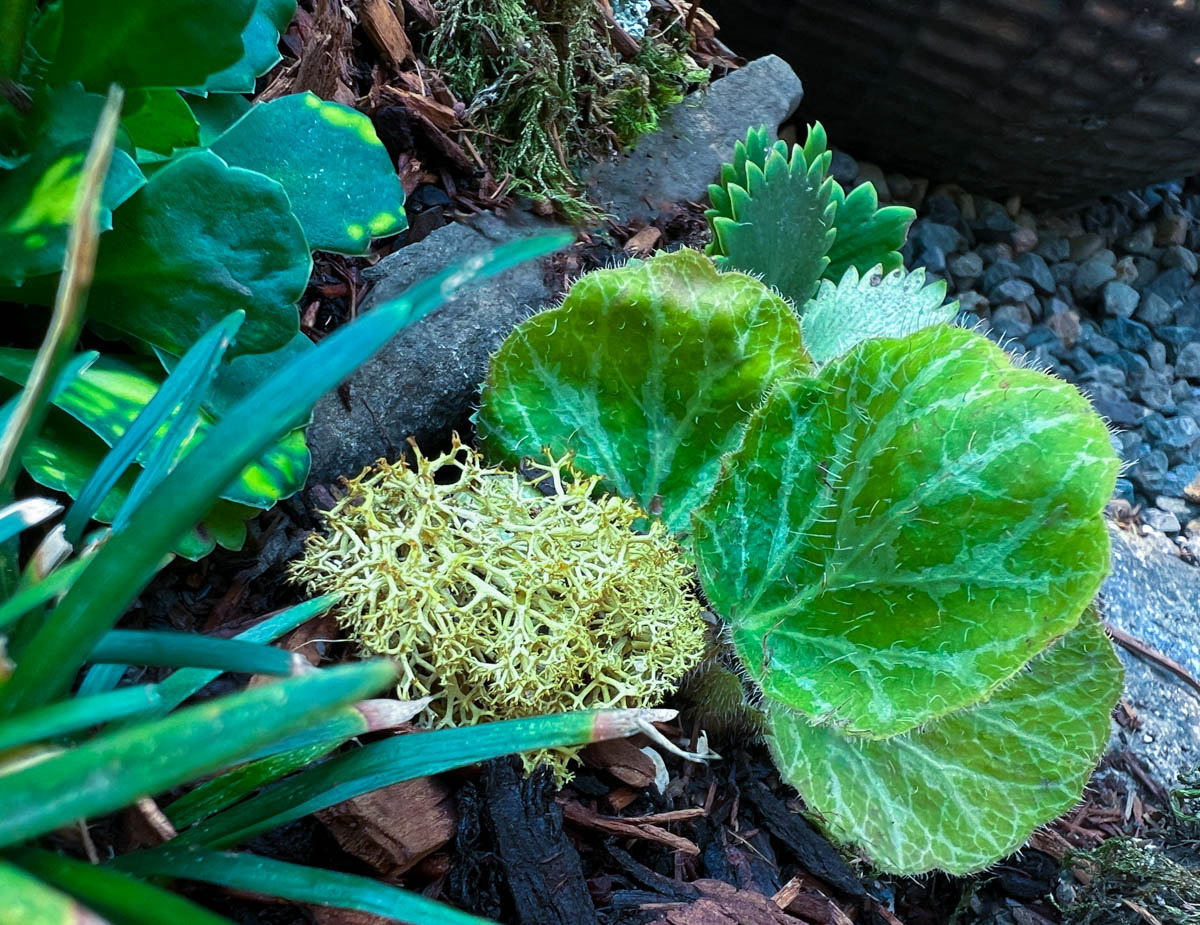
(292, 440, 705, 779)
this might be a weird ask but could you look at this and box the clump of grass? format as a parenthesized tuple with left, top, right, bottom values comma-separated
(424, 0, 707, 219)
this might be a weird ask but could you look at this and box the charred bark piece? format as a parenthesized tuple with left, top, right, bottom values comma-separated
(482, 759, 599, 925)
(742, 781, 865, 899)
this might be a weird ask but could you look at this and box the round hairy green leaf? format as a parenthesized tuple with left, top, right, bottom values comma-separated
(0, 348, 308, 509)
(49, 0, 255, 91)
(190, 0, 296, 94)
(89, 150, 309, 357)
(24, 411, 253, 558)
(210, 92, 406, 254)
(800, 266, 957, 364)
(477, 248, 811, 532)
(693, 324, 1118, 736)
(768, 613, 1123, 875)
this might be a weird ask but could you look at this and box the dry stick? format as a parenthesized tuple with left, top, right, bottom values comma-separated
(1106, 624, 1200, 701)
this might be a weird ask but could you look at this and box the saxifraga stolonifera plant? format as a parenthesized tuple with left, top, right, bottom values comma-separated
(476, 124, 1123, 876)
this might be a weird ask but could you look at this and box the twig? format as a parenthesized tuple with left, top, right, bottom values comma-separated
(1106, 624, 1200, 701)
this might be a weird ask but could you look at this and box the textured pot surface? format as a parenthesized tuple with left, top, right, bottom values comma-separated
(705, 0, 1200, 203)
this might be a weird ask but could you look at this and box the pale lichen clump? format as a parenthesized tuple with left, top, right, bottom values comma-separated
(292, 440, 706, 780)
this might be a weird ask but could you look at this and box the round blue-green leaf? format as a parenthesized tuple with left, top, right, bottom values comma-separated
(768, 613, 1123, 875)
(24, 411, 254, 558)
(49, 0, 255, 91)
(694, 324, 1119, 737)
(186, 93, 252, 147)
(0, 348, 308, 510)
(478, 248, 811, 533)
(122, 89, 200, 156)
(210, 92, 406, 254)
(190, 0, 296, 94)
(88, 150, 309, 357)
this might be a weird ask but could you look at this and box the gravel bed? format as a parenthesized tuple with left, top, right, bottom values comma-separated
(826, 151, 1200, 559)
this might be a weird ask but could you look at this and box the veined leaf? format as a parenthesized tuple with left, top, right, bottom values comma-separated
(49, 0, 255, 92)
(88, 150, 308, 359)
(211, 92, 406, 255)
(0, 660, 396, 848)
(824, 180, 914, 282)
(768, 614, 1123, 874)
(190, 0, 295, 94)
(706, 124, 834, 305)
(115, 850, 491, 925)
(478, 248, 810, 532)
(800, 266, 957, 364)
(13, 849, 233, 925)
(693, 324, 1118, 737)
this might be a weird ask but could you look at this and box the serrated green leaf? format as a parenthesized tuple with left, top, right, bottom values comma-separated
(707, 134, 835, 305)
(693, 324, 1118, 737)
(211, 92, 406, 254)
(121, 89, 200, 156)
(190, 0, 295, 94)
(768, 614, 1123, 874)
(0, 349, 309, 510)
(801, 266, 957, 364)
(88, 150, 309, 358)
(48, 0, 255, 92)
(0, 86, 143, 285)
(824, 180, 915, 282)
(478, 248, 811, 532)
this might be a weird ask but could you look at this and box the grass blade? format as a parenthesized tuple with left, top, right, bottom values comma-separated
(171, 708, 665, 849)
(0, 686, 160, 752)
(0, 660, 397, 848)
(144, 594, 340, 718)
(114, 849, 493, 925)
(0, 233, 572, 716)
(0, 557, 90, 631)
(88, 630, 301, 676)
(165, 699, 427, 827)
(0, 859, 110, 925)
(12, 848, 234, 925)
(0, 88, 123, 500)
(0, 498, 63, 545)
(64, 312, 245, 544)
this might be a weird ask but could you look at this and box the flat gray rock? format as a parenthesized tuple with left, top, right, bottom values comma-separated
(307, 57, 805, 482)
(306, 212, 556, 482)
(1102, 525, 1200, 785)
(586, 55, 805, 221)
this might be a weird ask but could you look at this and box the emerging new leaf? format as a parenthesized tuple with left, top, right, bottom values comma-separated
(478, 249, 811, 532)
(824, 179, 914, 282)
(693, 324, 1118, 736)
(801, 265, 957, 364)
(768, 613, 1123, 875)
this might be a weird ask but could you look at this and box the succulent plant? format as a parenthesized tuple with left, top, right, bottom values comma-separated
(293, 440, 706, 780)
